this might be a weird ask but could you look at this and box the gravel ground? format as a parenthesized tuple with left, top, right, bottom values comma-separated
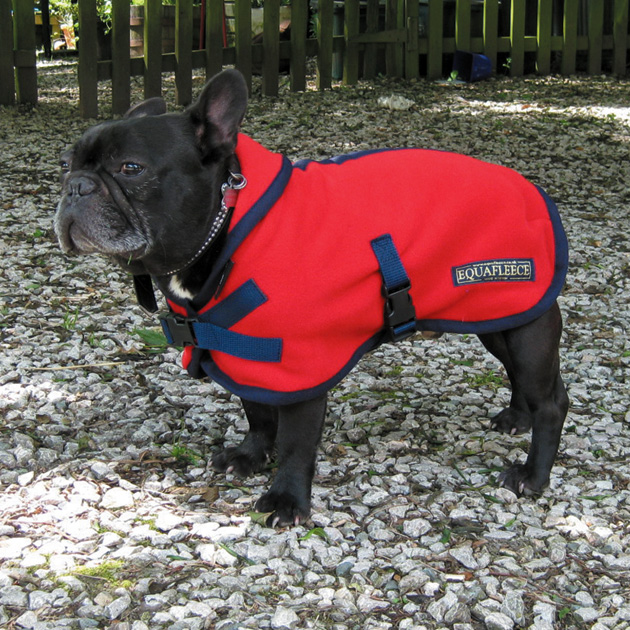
(1, 59, 629, 630)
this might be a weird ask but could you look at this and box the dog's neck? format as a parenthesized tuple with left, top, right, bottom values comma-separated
(157, 163, 244, 301)
(164, 221, 230, 300)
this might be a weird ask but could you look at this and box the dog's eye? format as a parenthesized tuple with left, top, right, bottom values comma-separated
(121, 162, 145, 176)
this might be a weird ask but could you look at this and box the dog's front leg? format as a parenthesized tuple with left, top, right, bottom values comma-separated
(212, 399, 279, 476)
(255, 394, 327, 527)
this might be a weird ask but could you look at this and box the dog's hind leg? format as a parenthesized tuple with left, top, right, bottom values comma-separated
(478, 330, 534, 435)
(479, 301, 569, 495)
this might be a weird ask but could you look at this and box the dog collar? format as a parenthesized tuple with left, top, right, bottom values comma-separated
(132, 172, 246, 313)
(161, 172, 247, 278)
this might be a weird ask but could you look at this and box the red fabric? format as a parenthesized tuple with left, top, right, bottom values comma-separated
(175, 135, 566, 400)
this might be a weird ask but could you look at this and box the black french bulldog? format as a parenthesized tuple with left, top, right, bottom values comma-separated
(55, 69, 569, 527)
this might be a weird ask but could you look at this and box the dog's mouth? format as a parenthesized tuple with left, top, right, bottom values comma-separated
(64, 220, 149, 260)
(55, 198, 151, 261)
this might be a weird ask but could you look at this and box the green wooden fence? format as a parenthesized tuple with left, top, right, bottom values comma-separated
(2, 0, 630, 115)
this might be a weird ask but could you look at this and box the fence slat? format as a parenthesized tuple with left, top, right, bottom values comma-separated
(510, 0, 525, 76)
(455, 0, 471, 52)
(78, 0, 98, 117)
(112, 0, 130, 115)
(536, 0, 552, 75)
(13, 0, 37, 106)
(483, 0, 499, 72)
(206, 0, 224, 79)
(587, 0, 604, 75)
(317, 0, 334, 90)
(144, 0, 162, 98)
(405, 0, 419, 79)
(235, 0, 252, 91)
(344, 0, 360, 85)
(175, 0, 193, 105)
(426, 0, 443, 79)
(561, 0, 578, 75)
(0, 0, 15, 105)
(290, 0, 308, 91)
(262, 0, 279, 96)
(613, 0, 629, 75)
(363, 0, 380, 79)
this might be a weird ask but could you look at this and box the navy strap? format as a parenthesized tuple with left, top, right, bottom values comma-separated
(371, 234, 417, 342)
(160, 280, 282, 363)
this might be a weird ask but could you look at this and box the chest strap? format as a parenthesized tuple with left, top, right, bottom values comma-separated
(371, 234, 417, 342)
(160, 279, 282, 363)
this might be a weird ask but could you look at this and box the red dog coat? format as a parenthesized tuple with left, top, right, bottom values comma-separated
(162, 134, 568, 405)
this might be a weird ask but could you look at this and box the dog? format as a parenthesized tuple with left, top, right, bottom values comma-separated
(55, 69, 569, 527)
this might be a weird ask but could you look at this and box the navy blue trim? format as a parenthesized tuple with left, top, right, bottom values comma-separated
(199, 331, 387, 405)
(293, 147, 407, 171)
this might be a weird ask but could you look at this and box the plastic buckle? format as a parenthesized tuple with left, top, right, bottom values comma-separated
(384, 283, 416, 342)
(159, 313, 198, 347)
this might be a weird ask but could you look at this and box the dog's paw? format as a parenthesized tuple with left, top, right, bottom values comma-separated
(212, 446, 269, 477)
(490, 408, 532, 435)
(499, 464, 547, 497)
(255, 490, 310, 528)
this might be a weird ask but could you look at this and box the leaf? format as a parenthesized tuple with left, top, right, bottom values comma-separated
(299, 527, 329, 541)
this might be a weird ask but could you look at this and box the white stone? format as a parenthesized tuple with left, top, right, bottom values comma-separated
(100, 487, 134, 509)
(270, 606, 300, 629)
(0, 537, 32, 560)
(104, 593, 132, 620)
(485, 612, 515, 630)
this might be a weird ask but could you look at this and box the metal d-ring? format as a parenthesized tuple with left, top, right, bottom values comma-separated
(227, 172, 247, 190)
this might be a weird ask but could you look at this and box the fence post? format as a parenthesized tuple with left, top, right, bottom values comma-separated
(455, 0, 471, 53)
(12, 0, 37, 106)
(385, 0, 404, 77)
(78, 0, 98, 118)
(317, 0, 333, 90)
(235, 0, 252, 91)
(483, 0, 498, 73)
(536, 0, 552, 75)
(144, 0, 162, 98)
(262, 0, 280, 96)
(344, 0, 360, 85)
(587, 0, 604, 75)
(0, 0, 15, 105)
(206, 0, 224, 79)
(426, 0, 443, 79)
(176, 0, 193, 105)
(509, 0, 525, 76)
(561, 0, 578, 75)
(290, 0, 308, 91)
(405, 0, 419, 79)
(613, 0, 629, 76)
(112, 0, 131, 115)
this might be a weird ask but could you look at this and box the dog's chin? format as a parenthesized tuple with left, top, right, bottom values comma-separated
(60, 222, 150, 260)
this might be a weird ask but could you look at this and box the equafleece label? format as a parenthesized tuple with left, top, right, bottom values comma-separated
(452, 259, 535, 286)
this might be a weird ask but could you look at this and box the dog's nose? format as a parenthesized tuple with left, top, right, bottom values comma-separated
(68, 175, 98, 197)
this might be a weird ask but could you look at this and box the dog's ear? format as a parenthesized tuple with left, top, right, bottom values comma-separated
(124, 97, 167, 118)
(188, 69, 248, 159)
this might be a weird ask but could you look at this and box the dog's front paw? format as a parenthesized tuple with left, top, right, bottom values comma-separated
(255, 490, 310, 528)
(490, 408, 532, 435)
(212, 444, 269, 477)
(499, 463, 547, 497)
